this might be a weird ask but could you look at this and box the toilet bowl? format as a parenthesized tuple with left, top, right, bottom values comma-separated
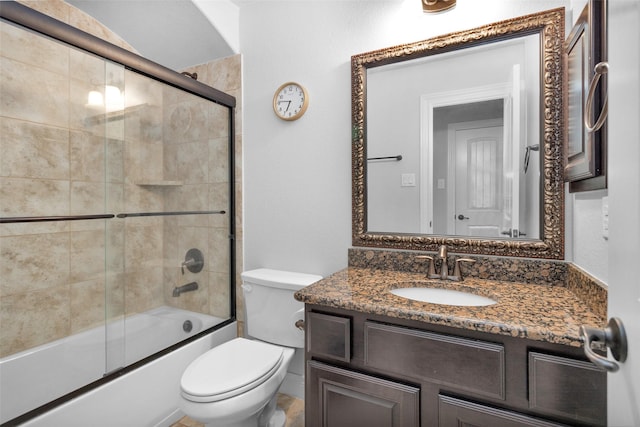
(179, 269, 322, 427)
(179, 338, 294, 427)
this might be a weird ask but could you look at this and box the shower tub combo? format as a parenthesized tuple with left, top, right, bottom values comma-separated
(0, 307, 225, 423)
(0, 2, 237, 425)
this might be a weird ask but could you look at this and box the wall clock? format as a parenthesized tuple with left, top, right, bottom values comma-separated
(273, 82, 309, 121)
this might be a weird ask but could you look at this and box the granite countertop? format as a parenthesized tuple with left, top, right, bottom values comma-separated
(294, 267, 605, 347)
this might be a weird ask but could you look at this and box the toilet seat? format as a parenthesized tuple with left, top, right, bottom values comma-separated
(180, 338, 284, 403)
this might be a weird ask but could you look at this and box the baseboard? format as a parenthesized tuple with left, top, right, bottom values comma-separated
(156, 409, 184, 427)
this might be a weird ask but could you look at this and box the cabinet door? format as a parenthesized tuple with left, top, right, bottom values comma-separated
(528, 352, 606, 426)
(307, 360, 419, 427)
(439, 395, 569, 427)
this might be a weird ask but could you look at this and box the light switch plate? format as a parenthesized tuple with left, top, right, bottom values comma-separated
(401, 173, 416, 187)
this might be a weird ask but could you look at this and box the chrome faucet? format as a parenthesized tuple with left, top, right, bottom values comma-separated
(416, 245, 476, 281)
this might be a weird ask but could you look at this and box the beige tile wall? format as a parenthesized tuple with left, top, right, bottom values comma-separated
(181, 56, 244, 332)
(0, 1, 242, 358)
(0, 15, 111, 356)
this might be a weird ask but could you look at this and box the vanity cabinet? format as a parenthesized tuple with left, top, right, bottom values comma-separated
(304, 307, 606, 427)
(308, 360, 420, 427)
(438, 395, 567, 427)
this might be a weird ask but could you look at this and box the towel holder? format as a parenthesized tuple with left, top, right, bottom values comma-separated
(367, 155, 402, 161)
(584, 62, 608, 133)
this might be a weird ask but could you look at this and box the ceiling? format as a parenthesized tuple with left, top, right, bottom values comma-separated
(67, 0, 235, 71)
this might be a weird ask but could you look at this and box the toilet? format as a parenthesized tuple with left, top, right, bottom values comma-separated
(179, 268, 322, 427)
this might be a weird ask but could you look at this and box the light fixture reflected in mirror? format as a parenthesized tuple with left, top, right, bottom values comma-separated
(422, 0, 456, 13)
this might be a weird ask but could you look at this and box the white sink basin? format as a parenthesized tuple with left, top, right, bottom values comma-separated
(390, 287, 497, 306)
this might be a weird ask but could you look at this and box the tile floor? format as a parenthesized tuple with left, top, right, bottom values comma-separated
(170, 393, 304, 427)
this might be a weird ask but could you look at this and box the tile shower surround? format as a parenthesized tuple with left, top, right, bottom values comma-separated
(0, 1, 243, 358)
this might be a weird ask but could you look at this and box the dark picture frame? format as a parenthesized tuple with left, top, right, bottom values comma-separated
(564, 0, 608, 192)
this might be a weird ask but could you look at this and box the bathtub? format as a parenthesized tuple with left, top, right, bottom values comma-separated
(0, 306, 236, 425)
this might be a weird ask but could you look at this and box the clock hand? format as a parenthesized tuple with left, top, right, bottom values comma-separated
(278, 100, 291, 111)
(277, 100, 291, 111)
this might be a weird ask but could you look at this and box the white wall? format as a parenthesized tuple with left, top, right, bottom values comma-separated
(240, 0, 571, 278)
(571, 190, 609, 281)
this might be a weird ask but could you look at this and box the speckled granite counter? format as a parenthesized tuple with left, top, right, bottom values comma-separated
(294, 267, 606, 348)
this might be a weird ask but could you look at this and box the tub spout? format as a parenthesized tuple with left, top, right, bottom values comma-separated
(173, 281, 198, 297)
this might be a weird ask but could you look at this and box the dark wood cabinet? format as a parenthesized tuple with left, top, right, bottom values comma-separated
(307, 360, 420, 427)
(438, 395, 568, 427)
(304, 306, 606, 427)
(528, 352, 606, 425)
(307, 312, 351, 362)
(364, 321, 506, 400)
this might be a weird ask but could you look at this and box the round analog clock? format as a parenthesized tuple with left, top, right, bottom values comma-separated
(273, 82, 309, 121)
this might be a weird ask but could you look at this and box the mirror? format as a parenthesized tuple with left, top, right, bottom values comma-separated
(352, 8, 565, 259)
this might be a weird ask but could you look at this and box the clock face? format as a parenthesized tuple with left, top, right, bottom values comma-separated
(273, 82, 308, 121)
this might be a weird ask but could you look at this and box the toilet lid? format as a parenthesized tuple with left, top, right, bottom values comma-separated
(181, 338, 284, 402)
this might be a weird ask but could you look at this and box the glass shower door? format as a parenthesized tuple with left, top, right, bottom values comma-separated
(1, 6, 235, 422)
(0, 19, 116, 421)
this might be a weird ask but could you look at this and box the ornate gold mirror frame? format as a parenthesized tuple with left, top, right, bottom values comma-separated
(352, 8, 565, 259)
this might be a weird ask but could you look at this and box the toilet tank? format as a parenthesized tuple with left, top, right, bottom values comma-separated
(241, 268, 322, 348)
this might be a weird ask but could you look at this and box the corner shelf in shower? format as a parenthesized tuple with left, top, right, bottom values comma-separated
(85, 103, 153, 126)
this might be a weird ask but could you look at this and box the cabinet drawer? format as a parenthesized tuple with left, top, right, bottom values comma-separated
(307, 312, 351, 362)
(439, 395, 569, 427)
(528, 352, 606, 426)
(365, 321, 505, 400)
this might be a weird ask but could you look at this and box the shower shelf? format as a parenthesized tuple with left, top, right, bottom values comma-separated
(135, 180, 184, 186)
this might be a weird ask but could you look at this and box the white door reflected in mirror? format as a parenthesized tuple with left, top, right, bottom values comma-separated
(366, 35, 540, 240)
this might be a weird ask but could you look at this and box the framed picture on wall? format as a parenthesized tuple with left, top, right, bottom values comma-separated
(564, 0, 607, 192)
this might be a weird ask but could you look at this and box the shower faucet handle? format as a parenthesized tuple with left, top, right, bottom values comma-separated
(181, 258, 196, 275)
(181, 248, 204, 275)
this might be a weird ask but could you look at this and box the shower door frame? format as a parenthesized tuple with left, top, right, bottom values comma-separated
(0, 1, 237, 423)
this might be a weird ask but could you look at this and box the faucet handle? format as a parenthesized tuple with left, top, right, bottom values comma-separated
(181, 258, 195, 275)
(451, 257, 476, 281)
(416, 255, 438, 278)
(181, 248, 204, 275)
